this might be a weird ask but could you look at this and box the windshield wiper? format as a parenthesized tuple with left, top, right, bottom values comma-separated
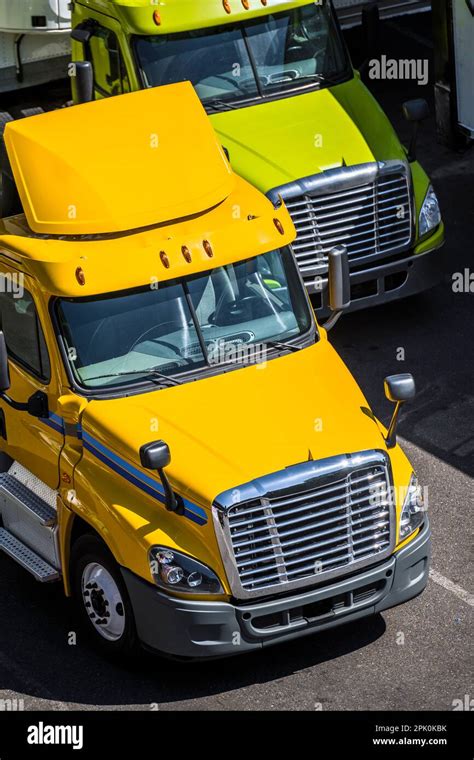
(265, 340, 303, 353)
(205, 98, 240, 112)
(81, 367, 182, 386)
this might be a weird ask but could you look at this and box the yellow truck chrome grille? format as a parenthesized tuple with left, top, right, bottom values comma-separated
(218, 454, 394, 598)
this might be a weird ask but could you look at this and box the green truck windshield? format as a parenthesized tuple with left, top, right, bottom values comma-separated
(134, 4, 350, 108)
(56, 247, 313, 390)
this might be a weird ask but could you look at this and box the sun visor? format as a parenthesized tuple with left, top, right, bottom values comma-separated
(3, 83, 234, 235)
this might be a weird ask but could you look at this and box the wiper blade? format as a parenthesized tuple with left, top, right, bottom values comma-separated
(205, 98, 240, 112)
(265, 340, 303, 353)
(82, 367, 182, 386)
(296, 72, 342, 86)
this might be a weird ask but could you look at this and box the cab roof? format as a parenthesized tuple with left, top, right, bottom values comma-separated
(3, 82, 234, 236)
(80, 0, 311, 34)
(0, 176, 295, 298)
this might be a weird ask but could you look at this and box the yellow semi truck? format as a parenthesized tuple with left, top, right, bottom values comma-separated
(0, 84, 429, 658)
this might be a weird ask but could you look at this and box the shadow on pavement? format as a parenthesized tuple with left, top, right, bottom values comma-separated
(0, 561, 385, 707)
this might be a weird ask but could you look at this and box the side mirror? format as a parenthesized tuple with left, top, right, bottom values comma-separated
(70, 61, 94, 104)
(323, 245, 351, 331)
(402, 98, 430, 162)
(384, 373, 416, 448)
(0, 331, 10, 392)
(140, 440, 183, 514)
(140, 440, 171, 471)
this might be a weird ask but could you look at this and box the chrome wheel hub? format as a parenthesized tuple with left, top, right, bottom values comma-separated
(81, 562, 126, 642)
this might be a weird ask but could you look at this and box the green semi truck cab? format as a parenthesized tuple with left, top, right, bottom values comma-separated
(70, 0, 445, 314)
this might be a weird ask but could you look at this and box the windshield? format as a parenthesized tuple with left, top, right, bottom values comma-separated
(56, 248, 313, 391)
(134, 4, 350, 109)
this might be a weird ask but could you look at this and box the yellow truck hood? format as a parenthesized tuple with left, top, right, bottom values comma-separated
(210, 82, 406, 193)
(81, 337, 387, 514)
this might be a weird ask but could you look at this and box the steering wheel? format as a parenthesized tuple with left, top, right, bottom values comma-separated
(127, 322, 192, 364)
(210, 73, 250, 94)
(211, 296, 280, 326)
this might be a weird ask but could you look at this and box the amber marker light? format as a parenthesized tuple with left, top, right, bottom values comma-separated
(203, 240, 214, 258)
(75, 267, 86, 286)
(153, 10, 161, 25)
(182, 245, 192, 263)
(223, 0, 232, 14)
(160, 250, 170, 268)
(242, 0, 250, 8)
(261, 0, 268, 5)
(274, 218, 285, 235)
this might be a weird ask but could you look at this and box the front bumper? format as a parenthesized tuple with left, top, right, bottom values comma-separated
(310, 241, 445, 316)
(121, 519, 431, 660)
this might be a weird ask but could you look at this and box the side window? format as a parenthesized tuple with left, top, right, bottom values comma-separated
(88, 27, 130, 96)
(0, 288, 51, 382)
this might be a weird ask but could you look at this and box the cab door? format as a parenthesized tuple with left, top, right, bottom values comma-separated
(0, 268, 63, 489)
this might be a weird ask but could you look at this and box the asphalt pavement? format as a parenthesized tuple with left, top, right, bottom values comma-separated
(0, 11, 472, 711)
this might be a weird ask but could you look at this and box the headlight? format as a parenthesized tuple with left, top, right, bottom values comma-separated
(419, 185, 441, 237)
(149, 546, 224, 595)
(399, 474, 425, 541)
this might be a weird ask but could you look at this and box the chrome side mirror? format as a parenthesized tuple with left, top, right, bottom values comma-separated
(323, 245, 351, 331)
(384, 373, 416, 448)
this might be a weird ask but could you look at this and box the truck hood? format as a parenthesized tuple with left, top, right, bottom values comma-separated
(209, 79, 406, 193)
(81, 338, 387, 515)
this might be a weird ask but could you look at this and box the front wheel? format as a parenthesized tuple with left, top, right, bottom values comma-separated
(71, 534, 140, 657)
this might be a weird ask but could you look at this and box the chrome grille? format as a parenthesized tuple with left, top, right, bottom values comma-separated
(215, 453, 394, 599)
(272, 161, 412, 281)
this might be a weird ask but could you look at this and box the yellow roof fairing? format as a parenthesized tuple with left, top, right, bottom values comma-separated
(3, 83, 234, 236)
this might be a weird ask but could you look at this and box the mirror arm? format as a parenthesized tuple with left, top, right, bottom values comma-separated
(157, 468, 184, 515)
(385, 401, 403, 448)
(408, 121, 419, 162)
(0, 392, 28, 412)
(322, 309, 343, 332)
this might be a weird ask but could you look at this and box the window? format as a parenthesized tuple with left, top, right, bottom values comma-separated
(134, 4, 350, 107)
(0, 288, 50, 381)
(88, 27, 130, 96)
(55, 247, 312, 391)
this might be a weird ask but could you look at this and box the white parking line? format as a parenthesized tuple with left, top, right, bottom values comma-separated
(429, 569, 474, 607)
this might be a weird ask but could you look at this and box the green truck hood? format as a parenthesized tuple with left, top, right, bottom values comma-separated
(210, 78, 408, 194)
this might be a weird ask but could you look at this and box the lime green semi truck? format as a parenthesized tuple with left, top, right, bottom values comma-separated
(69, 0, 445, 314)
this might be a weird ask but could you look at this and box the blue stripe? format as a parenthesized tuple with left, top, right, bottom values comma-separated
(84, 439, 166, 504)
(83, 431, 208, 526)
(40, 412, 83, 439)
(41, 417, 64, 435)
(49, 411, 65, 428)
(83, 431, 166, 496)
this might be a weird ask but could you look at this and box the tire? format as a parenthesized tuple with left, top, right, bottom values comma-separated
(70, 534, 140, 657)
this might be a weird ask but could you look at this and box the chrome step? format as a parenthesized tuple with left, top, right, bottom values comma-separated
(0, 473, 56, 526)
(0, 528, 60, 582)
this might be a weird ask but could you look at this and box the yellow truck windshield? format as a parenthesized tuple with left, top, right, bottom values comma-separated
(134, 5, 350, 109)
(55, 247, 313, 391)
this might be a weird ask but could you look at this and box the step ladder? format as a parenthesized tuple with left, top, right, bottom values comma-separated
(0, 469, 61, 583)
(0, 528, 59, 581)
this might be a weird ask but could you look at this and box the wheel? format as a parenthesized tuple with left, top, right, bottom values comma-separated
(70, 534, 140, 657)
